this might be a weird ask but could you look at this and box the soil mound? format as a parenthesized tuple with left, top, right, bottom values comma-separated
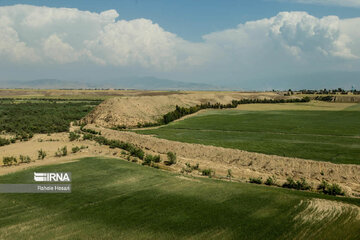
(83, 92, 283, 127)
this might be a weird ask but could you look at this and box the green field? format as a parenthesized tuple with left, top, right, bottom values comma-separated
(0, 157, 359, 239)
(136, 104, 360, 164)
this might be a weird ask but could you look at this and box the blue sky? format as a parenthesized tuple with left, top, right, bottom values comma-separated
(0, 0, 359, 89)
(1, 0, 359, 41)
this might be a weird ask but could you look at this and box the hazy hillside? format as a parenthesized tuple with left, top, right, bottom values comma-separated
(0, 77, 219, 90)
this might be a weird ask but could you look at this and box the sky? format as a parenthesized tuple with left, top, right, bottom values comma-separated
(0, 0, 360, 90)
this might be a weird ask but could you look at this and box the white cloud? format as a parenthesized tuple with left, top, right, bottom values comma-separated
(0, 4, 359, 79)
(0, 4, 204, 69)
(280, 0, 360, 7)
(43, 34, 80, 63)
(204, 11, 358, 60)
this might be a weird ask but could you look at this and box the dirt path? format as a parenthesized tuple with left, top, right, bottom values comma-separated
(86, 124, 360, 197)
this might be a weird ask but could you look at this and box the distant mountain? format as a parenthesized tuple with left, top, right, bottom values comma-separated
(0, 79, 91, 89)
(106, 77, 219, 90)
(0, 77, 220, 90)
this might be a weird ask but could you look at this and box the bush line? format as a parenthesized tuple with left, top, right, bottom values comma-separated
(248, 176, 345, 196)
(113, 97, 311, 129)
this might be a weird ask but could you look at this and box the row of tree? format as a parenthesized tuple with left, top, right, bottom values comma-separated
(300, 88, 359, 95)
(161, 97, 310, 125)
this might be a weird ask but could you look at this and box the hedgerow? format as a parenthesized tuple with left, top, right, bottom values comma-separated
(133, 97, 311, 127)
(82, 133, 145, 160)
(282, 177, 312, 190)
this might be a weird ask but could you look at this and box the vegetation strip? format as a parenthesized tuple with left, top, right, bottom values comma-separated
(113, 97, 311, 129)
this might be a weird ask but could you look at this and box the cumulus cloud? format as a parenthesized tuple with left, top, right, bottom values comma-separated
(204, 11, 358, 60)
(0, 4, 205, 69)
(0, 4, 359, 77)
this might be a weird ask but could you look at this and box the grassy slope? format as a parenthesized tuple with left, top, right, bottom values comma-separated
(0, 157, 359, 239)
(136, 104, 360, 164)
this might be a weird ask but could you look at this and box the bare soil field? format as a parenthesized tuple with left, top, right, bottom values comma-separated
(84, 91, 291, 127)
(85, 125, 360, 197)
(0, 133, 124, 176)
(0, 89, 184, 99)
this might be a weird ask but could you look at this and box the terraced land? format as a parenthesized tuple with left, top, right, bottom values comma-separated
(0, 157, 359, 240)
(137, 103, 360, 164)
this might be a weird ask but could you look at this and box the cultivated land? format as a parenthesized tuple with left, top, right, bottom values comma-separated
(137, 102, 360, 165)
(0, 157, 359, 240)
(1, 91, 360, 239)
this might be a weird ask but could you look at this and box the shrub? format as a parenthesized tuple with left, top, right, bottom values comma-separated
(81, 128, 101, 135)
(317, 181, 344, 196)
(55, 146, 67, 157)
(3, 156, 17, 166)
(111, 125, 127, 130)
(69, 132, 80, 141)
(183, 162, 199, 173)
(130, 148, 144, 160)
(38, 149, 46, 160)
(143, 155, 153, 166)
(83, 133, 93, 140)
(265, 176, 276, 186)
(182, 163, 193, 173)
(153, 155, 161, 163)
(202, 169, 215, 178)
(19, 155, 31, 163)
(283, 177, 311, 190)
(249, 177, 262, 184)
(165, 152, 177, 166)
(227, 169, 233, 180)
(72, 146, 81, 153)
(143, 154, 161, 165)
(0, 137, 10, 147)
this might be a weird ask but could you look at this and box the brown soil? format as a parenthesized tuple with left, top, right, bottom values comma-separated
(0, 133, 125, 176)
(85, 125, 360, 197)
(0, 89, 186, 99)
(83, 92, 290, 127)
(334, 95, 360, 103)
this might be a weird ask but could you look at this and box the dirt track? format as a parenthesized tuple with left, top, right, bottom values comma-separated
(86, 124, 360, 197)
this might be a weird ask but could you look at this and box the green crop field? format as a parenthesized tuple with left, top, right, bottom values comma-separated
(136, 103, 360, 164)
(0, 157, 359, 239)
